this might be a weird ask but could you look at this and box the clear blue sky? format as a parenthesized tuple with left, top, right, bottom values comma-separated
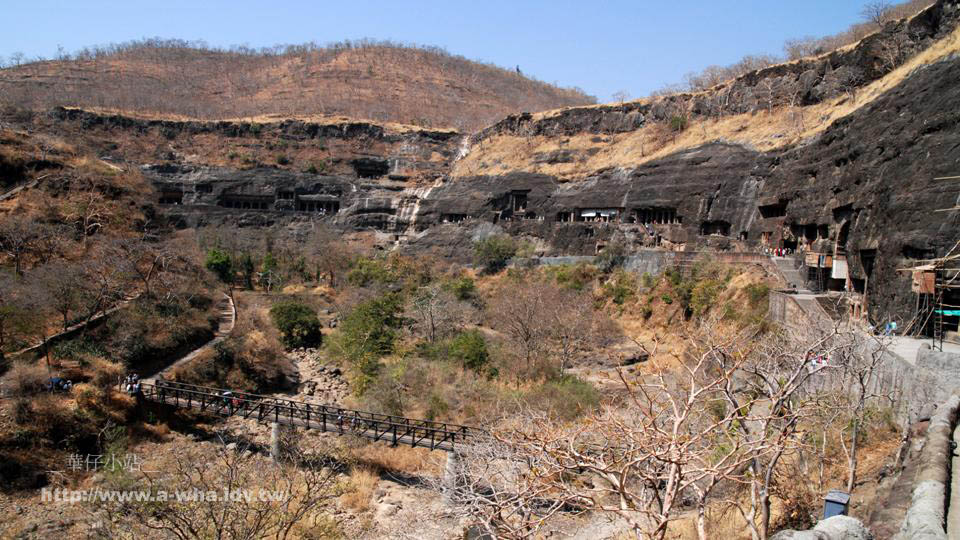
(0, 0, 868, 102)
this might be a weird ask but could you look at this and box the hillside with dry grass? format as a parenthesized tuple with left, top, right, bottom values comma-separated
(0, 40, 595, 131)
(454, 12, 960, 180)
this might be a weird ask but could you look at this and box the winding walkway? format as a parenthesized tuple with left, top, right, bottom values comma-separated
(143, 291, 236, 383)
(8, 293, 141, 360)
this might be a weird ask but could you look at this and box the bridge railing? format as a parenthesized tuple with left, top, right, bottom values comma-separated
(137, 380, 475, 451)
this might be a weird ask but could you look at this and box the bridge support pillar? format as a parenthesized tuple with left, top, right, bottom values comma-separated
(443, 451, 461, 499)
(271, 422, 280, 462)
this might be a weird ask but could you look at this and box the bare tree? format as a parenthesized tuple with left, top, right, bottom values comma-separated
(486, 281, 552, 381)
(719, 324, 860, 540)
(30, 223, 70, 266)
(408, 284, 466, 342)
(0, 271, 31, 360)
(66, 191, 112, 250)
(439, 434, 579, 539)
(784, 36, 822, 60)
(90, 437, 341, 539)
(78, 248, 128, 327)
(0, 216, 41, 276)
(836, 332, 892, 493)
(613, 90, 631, 104)
(543, 286, 603, 375)
(16, 278, 55, 375)
(483, 332, 761, 540)
(756, 77, 779, 113)
(861, 1, 893, 29)
(33, 261, 84, 330)
(308, 225, 355, 287)
(877, 31, 912, 71)
(116, 236, 174, 298)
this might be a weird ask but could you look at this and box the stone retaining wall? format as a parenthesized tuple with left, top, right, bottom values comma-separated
(894, 393, 960, 539)
(522, 250, 770, 277)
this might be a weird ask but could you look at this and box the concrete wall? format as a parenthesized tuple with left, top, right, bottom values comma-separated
(880, 351, 951, 424)
(768, 292, 952, 424)
(768, 292, 814, 334)
(917, 346, 960, 375)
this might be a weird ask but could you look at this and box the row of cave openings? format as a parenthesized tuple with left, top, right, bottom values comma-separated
(497, 192, 688, 227)
(158, 184, 341, 215)
(159, 182, 213, 204)
(555, 207, 684, 225)
(763, 202, 874, 296)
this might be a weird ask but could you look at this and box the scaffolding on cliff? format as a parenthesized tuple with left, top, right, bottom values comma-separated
(900, 175, 960, 351)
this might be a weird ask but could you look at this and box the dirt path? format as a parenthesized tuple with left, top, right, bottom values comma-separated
(9, 293, 141, 360)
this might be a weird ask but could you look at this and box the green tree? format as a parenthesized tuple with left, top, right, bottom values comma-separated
(690, 279, 723, 317)
(261, 252, 277, 273)
(326, 294, 404, 394)
(205, 248, 233, 283)
(474, 234, 517, 274)
(596, 240, 627, 273)
(239, 253, 255, 290)
(443, 277, 476, 301)
(346, 258, 397, 287)
(449, 330, 490, 374)
(258, 252, 280, 291)
(269, 302, 323, 349)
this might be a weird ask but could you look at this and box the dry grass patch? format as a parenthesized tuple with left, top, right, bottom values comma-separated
(0, 360, 49, 395)
(350, 444, 439, 476)
(340, 465, 379, 512)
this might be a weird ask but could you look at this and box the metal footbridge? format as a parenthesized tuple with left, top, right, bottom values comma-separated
(138, 380, 475, 452)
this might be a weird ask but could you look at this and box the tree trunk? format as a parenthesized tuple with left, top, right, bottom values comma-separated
(819, 429, 827, 493)
(847, 419, 859, 493)
(696, 504, 708, 540)
(43, 334, 53, 377)
(760, 491, 771, 540)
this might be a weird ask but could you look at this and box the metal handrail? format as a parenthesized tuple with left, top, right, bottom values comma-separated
(136, 380, 477, 451)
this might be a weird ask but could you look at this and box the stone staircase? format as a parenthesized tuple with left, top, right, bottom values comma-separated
(146, 292, 236, 382)
(771, 256, 809, 291)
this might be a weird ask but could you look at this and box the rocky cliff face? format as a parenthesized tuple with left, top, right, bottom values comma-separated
(11, 3, 960, 323)
(409, 45, 960, 321)
(758, 52, 960, 319)
(56, 108, 468, 239)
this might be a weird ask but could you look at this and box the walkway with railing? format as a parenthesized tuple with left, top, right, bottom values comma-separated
(137, 380, 475, 452)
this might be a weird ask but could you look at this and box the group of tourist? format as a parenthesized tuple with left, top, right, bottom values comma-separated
(763, 246, 795, 257)
(122, 373, 141, 395)
(46, 377, 73, 393)
(806, 351, 832, 373)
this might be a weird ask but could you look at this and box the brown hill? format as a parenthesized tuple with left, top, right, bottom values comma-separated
(0, 40, 595, 131)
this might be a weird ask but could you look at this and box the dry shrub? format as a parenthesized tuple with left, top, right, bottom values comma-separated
(1, 360, 48, 395)
(88, 357, 125, 389)
(350, 444, 437, 475)
(72, 382, 100, 410)
(73, 381, 134, 423)
(340, 465, 379, 513)
(772, 459, 821, 531)
(170, 347, 217, 385)
(25, 393, 73, 427)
